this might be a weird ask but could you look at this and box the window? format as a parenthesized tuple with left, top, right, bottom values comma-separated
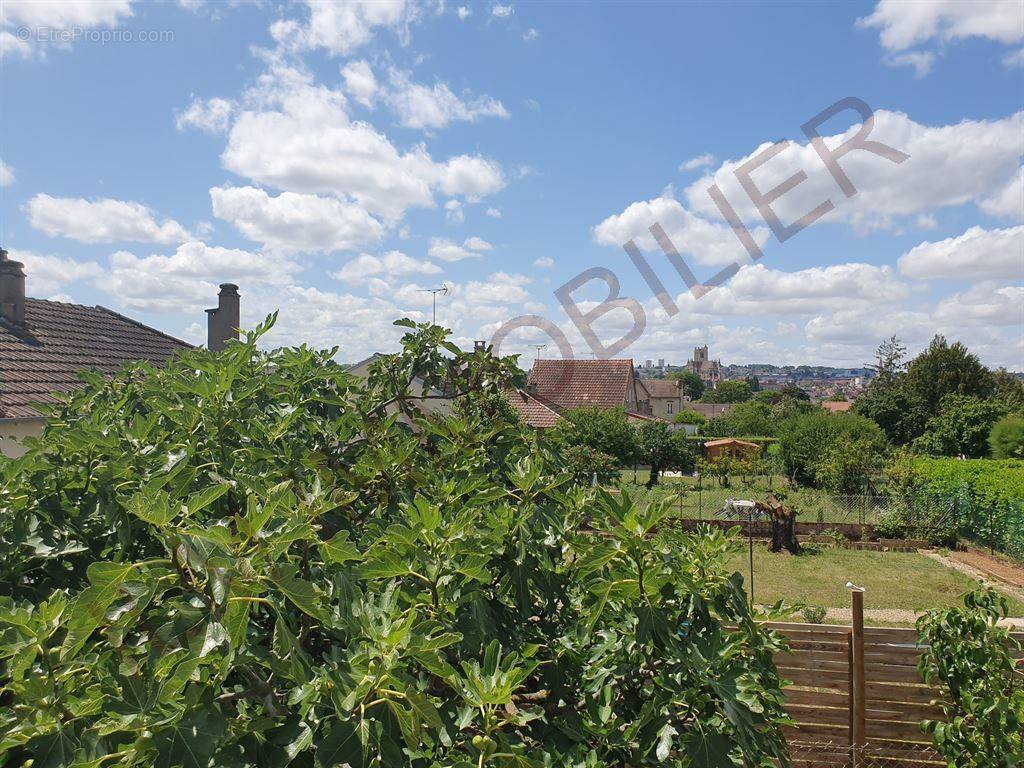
(666, 402, 674, 414)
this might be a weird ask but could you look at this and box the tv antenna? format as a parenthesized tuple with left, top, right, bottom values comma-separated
(418, 283, 450, 325)
(529, 343, 546, 361)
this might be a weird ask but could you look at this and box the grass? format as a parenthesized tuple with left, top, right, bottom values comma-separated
(725, 544, 1024, 616)
(615, 470, 881, 524)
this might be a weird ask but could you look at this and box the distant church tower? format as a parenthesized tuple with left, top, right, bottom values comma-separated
(685, 345, 722, 388)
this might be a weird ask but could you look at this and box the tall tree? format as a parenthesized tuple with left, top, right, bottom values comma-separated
(902, 335, 995, 414)
(866, 335, 907, 386)
(670, 370, 705, 400)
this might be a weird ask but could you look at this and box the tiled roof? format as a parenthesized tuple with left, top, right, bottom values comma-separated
(527, 359, 636, 410)
(639, 378, 681, 399)
(0, 299, 191, 419)
(504, 388, 562, 428)
(820, 400, 853, 413)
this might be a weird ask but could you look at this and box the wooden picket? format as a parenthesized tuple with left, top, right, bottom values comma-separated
(767, 606, 1024, 768)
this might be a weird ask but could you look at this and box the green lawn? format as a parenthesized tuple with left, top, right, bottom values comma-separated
(615, 471, 880, 524)
(724, 545, 1024, 616)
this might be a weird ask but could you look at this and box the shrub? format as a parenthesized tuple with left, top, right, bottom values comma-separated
(801, 605, 827, 624)
(0, 318, 791, 767)
(550, 406, 636, 466)
(777, 411, 886, 487)
(561, 443, 618, 484)
(874, 512, 907, 540)
(989, 414, 1024, 459)
(673, 408, 705, 426)
(917, 589, 1024, 766)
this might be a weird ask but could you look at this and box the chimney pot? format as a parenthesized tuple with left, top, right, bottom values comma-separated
(206, 282, 241, 351)
(0, 248, 27, 326)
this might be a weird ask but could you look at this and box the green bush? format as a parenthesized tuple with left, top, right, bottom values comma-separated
(917, 589, 1024, 766)
(561, 444, 619, 484)
(989, 414, 1024, 459)
(0, 318, 791, 767)
(873, 512, 907, 540)
(801, 605, 827, 624)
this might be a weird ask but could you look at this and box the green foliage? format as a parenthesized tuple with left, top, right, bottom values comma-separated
(800, 606, 827, 624)
(902, 335, 995, 414)
(992, 370, 1024, 411)
(917, 589, 1023, 766)
(912, 393, 1006, 458)
(989, 414, 1024, 459)
(777, 412, 885, 487)
(672, 408, 705, 426)
(699, 381, 751, 404)
(852, 383, 929, 446)
(550, 406, 636, 466)
(561, 444, 618, 484)
(0, 318, 792, 767)
(669, 370, 705, 400)
(633, 422, 695, 486)
(703, 401, 773, 438)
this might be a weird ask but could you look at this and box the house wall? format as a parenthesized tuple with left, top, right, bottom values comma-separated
(648, 395, 683, 420)
(0, 418, 45, 458)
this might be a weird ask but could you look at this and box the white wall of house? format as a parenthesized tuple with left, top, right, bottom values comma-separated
(0, 418, 45, 458)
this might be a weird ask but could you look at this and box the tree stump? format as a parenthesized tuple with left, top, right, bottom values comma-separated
(764, 496, 801, 554)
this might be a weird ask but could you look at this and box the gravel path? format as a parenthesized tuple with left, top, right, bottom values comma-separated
(925, 551, 1024, 604)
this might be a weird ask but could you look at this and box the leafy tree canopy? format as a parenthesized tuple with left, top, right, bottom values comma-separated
(699, 381, 751, 404)
(912, 394, 1006, 458)
(777, 411, 885, 487)
(549, 406, 636, 466)
(0, 317, 791, 768)
(901, 335, 995, 415)
(988, 414, 1024, 460)
(668, 370, 705, 400)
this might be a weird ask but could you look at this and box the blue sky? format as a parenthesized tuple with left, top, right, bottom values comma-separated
(1, 0, 1021, 368)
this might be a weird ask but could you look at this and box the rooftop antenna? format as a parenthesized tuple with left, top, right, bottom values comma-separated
(418, 283, 450, 326)
(529, 343, 546, 361)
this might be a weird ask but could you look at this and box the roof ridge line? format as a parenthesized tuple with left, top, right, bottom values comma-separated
(94, 305, 194, 349)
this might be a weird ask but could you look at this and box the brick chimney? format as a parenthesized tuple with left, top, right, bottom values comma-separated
(205, 283, 240, 351)
(0, 248, 26, 326)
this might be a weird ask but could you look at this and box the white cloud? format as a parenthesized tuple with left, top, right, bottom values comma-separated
(684, 109, 1024, 234)
(107, 241, 298, 313)
(886, 50, 935, 77)
(444, 199, 465, 223)
(1, 0, 134, 59)
(916, 213, 938, 229)
(679, 153, 716, 172)
(340, 59, 378, 108)
(1004, 47, 1024, 67)
(176, 96, 234, 134)
(428, 236, 492, 262)
(333, 250, 441, 283)
(593, 193, 771, 266)
(384, 68, 509, 130)
(7, 249, 104, 296)
(935, 283, 1024, 327)
(221, 65, 505, 222)
(858, 0, 1024, 52)
(485, 207, 502, 218)
(26, 194, 190, 244)
(533, 256, 554, 268)
(491, 4, 513, 18)
(0, 158, 13, 186)
(270, 0, 420, 57)
(210, 185, 385, 254)
(980, 166, 1023, 221)
(522, 28, 538, 41)
(457, 6, 471, 20)
(897, 225, 1024, 281)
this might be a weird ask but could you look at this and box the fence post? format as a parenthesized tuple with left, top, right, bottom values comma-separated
(851, 589, 867, 765)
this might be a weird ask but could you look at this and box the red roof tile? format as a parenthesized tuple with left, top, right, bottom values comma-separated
(527, 359, 636, 410)
(0, 299, 191, 419)
(503, 387, 562, 428)
(639, 378, 681, 399)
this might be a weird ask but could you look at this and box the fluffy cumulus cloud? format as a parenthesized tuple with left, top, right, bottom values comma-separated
(593, 193, 771, 266)
(269, 0, 419, 57)
(897, 225, 1024, 281)
(384, 67, 509, 131)
(219, 64, 505, 223)
(858, 0, 1023, 52)
(26, 194, 191, 244)
(935, 283, 1024, 327)
(176, 97, 234, 134)
(340, 59, 378, 107)
(980, 166, 1024, 221)
(7, 248, 104, 297)
(533, 256, 554, 268)
(427, 236, 493, 262)
(858, 1, 1024, 75)
(1, 0, 134, 59)
(0, 158, 13, 186)
(682, 109, 1024, 234)
(107, 241, 299, 313)
(332, 250, 441, 284)
(210, 185, 385, 254)
(679, 153, 716, 172)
